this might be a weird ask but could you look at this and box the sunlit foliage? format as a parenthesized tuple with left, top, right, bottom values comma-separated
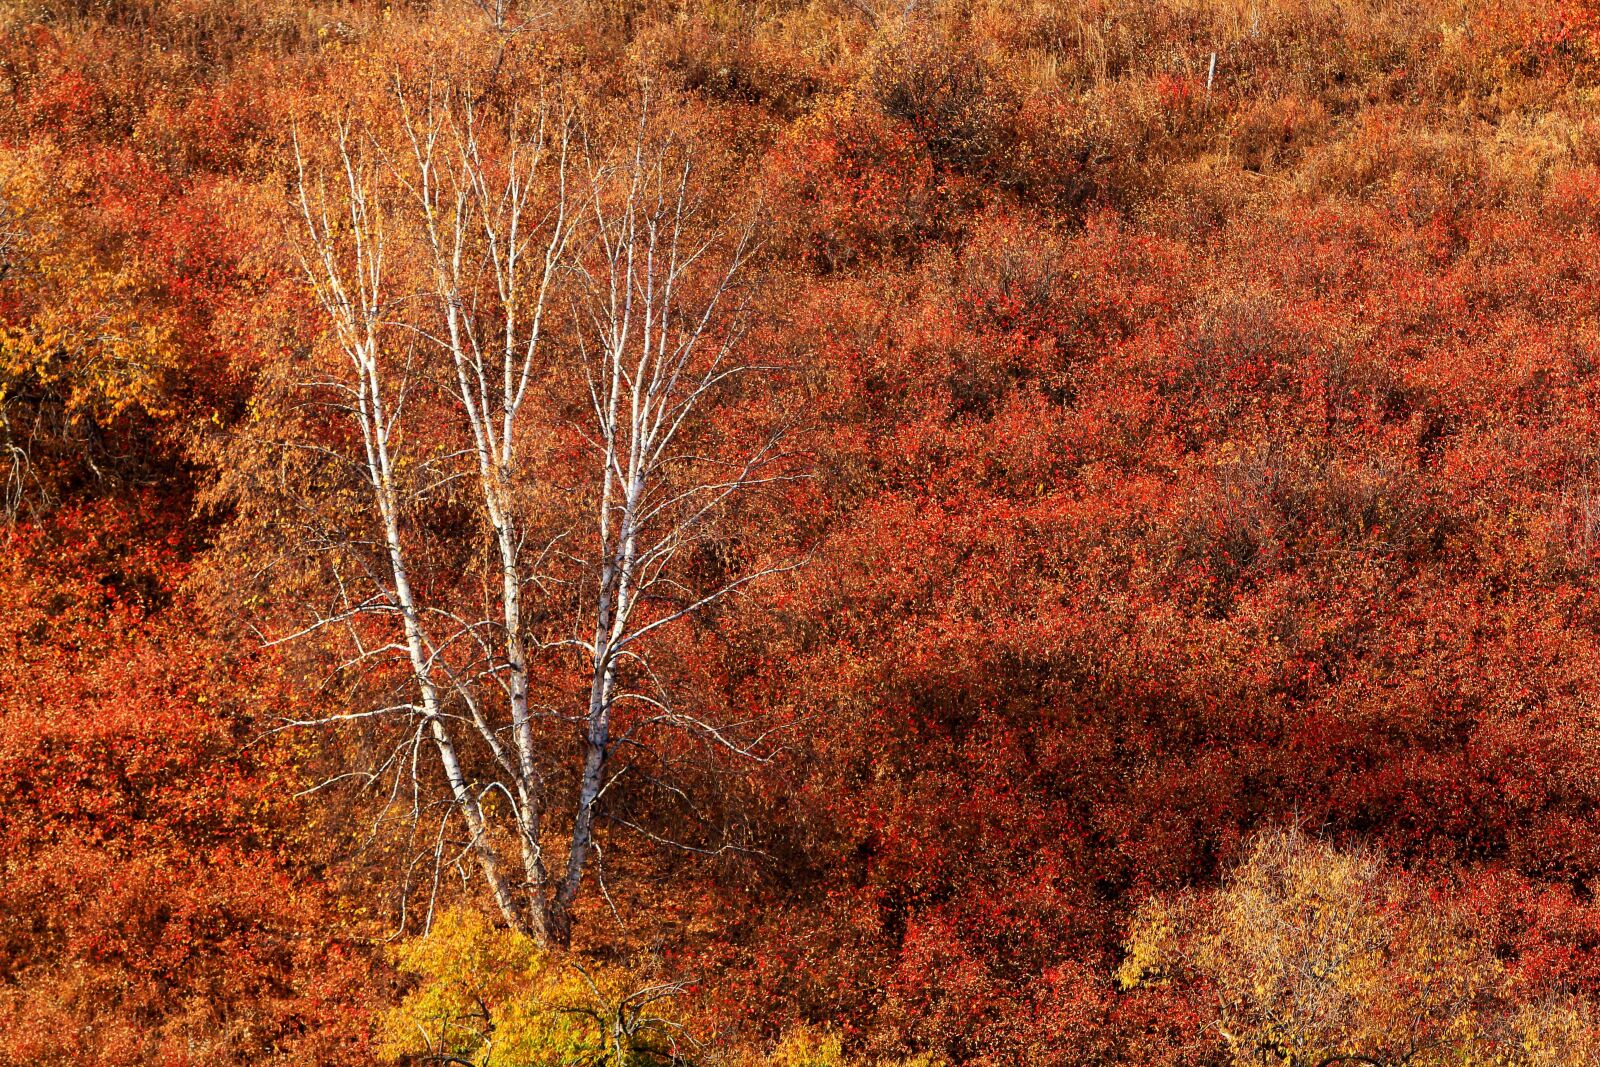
(1121, 828, 1600, 1066)
(383, 908, 691, 1066)
(7, 0, 1600, 1063)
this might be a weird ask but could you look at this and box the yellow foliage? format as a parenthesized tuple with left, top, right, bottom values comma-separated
(1120, 828, 1600, 1067)
(761, 1029, 848, 1067)
(0, 145, 181, 427)
(1512, 998, 1600, 1067)
(382, 908, 690, 1067)
(732, 1027, 941, 1067)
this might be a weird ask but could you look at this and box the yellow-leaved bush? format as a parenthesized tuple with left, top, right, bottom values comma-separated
(383, 911, 948, 1067)
(740, 1028, 941, 1067)
(0, 146, 181, 420)
(0, 144, 183, 514)
(381, 908, 689, 1066)
(1119, 827, 1600, 1067)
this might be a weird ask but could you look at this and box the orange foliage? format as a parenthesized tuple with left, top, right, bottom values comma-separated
(6, 0, 1600, 1062)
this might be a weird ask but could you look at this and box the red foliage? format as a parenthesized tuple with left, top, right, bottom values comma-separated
(764, 96, 934, 273)
(10, 0, 1600, 1062)
(0, 498, 378, 1063)
(686, 191, 1600, 1061)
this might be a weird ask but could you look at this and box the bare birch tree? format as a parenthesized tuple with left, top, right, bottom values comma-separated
(256, 81, 800, 946)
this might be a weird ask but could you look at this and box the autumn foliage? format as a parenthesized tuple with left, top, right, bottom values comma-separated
(8, 0, 1600, 1063)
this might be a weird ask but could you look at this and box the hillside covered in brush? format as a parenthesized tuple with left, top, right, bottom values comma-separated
(5, 0, 1600, 1063)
